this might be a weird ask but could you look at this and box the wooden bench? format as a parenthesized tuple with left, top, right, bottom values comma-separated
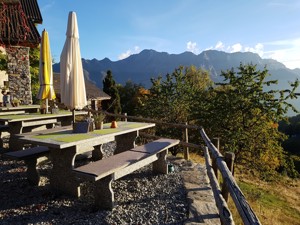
(0, 124, 9, 132)
(0, 110, 26, 116)
(73, 138, 180, 210)
(16, 118, 59, 134)
(22, 118, 58, 128)
(4, 146, 50, 186)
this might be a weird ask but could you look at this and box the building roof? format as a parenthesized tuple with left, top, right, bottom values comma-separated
(20, 0, 43, 23)
(0, 0, 42, 47)
(53, 73, 111, 101)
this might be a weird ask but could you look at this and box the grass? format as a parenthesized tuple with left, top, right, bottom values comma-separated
(184, 151, 300, 225)
(228, 177, 300, 225)
(176, 151, 205, 164)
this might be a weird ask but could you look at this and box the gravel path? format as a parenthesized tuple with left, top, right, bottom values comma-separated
(0, 141, 189, 225)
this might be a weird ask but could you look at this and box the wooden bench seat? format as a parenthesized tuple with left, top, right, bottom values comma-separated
(22, 118, 58, 128)
(0, 124, 9, 132)
(73, 138, 179, 210)
(4, 146, 50, 185)
(0, 110, 26, 116)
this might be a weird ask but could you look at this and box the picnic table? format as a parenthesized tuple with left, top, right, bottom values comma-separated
(19, 121, 155, 197)
(0, 105, 41, 113)
(0, 110, 87, 150)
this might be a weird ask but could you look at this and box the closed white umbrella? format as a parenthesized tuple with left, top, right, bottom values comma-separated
(37, 29, 56, 113)
(60, 11, 87, 126)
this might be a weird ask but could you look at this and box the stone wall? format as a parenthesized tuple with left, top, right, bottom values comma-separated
(5, 46, 32, 104)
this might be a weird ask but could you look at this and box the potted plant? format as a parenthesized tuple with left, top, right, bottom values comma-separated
(13, 98, 21, 107)
(50, 102, 59, 114)
(93, 112, 106, 130)
(73, 116, 94, 133)
(40, 102, 47, 114)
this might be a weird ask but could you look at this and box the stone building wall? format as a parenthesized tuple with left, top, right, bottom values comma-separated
(6, 46, 32, 104)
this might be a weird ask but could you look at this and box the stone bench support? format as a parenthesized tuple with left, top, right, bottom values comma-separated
(73, 138, 179, 210)
(4, 146, 50, 185)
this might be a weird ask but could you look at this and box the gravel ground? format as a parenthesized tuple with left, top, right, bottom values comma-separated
(0, 140, 189, 225)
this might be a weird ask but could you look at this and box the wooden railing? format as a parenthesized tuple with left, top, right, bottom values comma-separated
(84, 110, 262, 225)
(200, 128, 262, 225)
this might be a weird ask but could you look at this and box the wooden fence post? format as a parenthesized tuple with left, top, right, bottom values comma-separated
(212, 157, 218, 179)
(184, 122, 189, 160)
(213, 137, 220, 150)
(221, 152, 235, 202)
(124, 113, 127, 122)
(212, 137, 220, 179)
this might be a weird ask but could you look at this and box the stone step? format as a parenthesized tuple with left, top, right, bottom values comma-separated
(169, 157, 221, 225)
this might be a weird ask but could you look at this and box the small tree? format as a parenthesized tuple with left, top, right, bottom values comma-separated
(0, 49, 7, 71)
(140, 65, 213, 154)
(29, 47, 40, 103)
(102, 70, 121, 117)
(117, 80, 144, 116)
(141, 65, 212, 123)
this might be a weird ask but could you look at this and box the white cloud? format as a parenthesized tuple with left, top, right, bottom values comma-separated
(207, 40, 300, 69)
(186, 41, 199, 54)
(263, 47, 300, 69)
(118, 46, 141, 60)
(215, 41, 225, 50)
(262, 38, 300, 69)
(228, 43, 243, 52)
(244, 43, 264, 57)
(40, 1, 55, 12)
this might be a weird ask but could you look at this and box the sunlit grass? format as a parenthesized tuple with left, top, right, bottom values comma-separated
(175, 150, 205, 164)
(229, 174, 300, 225)
(179, 150, 300, 225)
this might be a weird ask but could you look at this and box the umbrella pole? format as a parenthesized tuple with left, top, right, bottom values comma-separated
(46, 99, 49, 113)
(72, 108, 75, 130)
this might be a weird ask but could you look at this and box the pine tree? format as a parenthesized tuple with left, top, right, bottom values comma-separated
(102, 70, 121, 117)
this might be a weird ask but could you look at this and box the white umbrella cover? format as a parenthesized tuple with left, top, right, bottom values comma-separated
(60, 11, 87, 111)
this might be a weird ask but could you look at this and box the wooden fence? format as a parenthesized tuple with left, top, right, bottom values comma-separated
(85, 110, 262, 225)
(200, 128, 262, 225)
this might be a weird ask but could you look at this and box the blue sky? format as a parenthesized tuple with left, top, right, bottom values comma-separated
(38, 0, 300, 69)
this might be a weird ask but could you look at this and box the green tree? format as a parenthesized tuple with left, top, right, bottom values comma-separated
(201, 63, 299, 178)
(140, 65, 212, 152)
(117, 80, 144, 116)
(29, 47, 40, 103)
(0, 49, 7, 71)
(102, 70, 121, 117)
(279, 115, 300, 175)
(141, 65, 212, 122)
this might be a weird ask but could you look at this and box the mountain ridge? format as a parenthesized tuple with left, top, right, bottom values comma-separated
(53, 49, 299, 88)
(53, 49, 300, 115)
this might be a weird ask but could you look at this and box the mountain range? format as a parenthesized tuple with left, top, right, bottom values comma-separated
(53, 49, 300, 115)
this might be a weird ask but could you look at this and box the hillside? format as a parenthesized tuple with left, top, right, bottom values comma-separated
(53, 49, 300, 88)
